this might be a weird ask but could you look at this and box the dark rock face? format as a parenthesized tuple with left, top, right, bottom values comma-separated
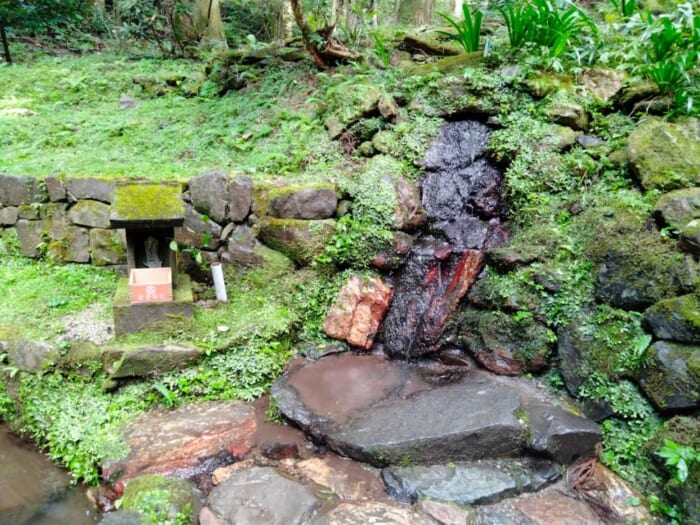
(382, 458, 560, 506)
(207, 467, 320, 525)
(378, 241, 484, 358)
(654, 187, 700, 230)
(272, 356, 600, 468)
(176, 203, 222, 250)
(228, 176, 253, 222)
(643, 294, 700, 343)
(639, 341, 700, 412)
(526, 403, 601, 463)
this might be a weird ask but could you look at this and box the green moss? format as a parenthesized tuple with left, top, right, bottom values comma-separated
(111, 182, 184, 224)
(257, 218, 336, 266)
(122, 475, 197, 525)
(409, 52, 482, 76)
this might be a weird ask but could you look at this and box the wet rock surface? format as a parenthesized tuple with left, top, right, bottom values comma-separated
(383, 458, 560, 505)
(206, 467, 320, 525)
(273, 355, 600, 468)
(103, 401, 256, 496)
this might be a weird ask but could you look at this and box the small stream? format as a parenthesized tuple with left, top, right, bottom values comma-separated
(0, 424, 100, 525)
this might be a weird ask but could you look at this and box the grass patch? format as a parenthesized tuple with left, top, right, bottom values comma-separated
(0, 54, 343, 181)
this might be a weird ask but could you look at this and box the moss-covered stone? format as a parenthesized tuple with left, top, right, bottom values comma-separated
(90, 228, 127, 266)
(325, 84, 383, 140)
(121, 475, 198, 525)
(110, 182, 184, 226)
(57, 341, 102, 376)
(266, 183, 338, 220)
(454, 309, 554, 376)
(103, 343, 201, 379)
(653, 187, 700, 231)
(639, 341, 700, 412)
(257, 217, 335, 266)
(68, 199, 111, 228)
(521, 73, 573, 98)
(580, 206, 698, 310)
(409, 52, 482, 76)
(680, 219, 700, 256)
(627, 118, 700, 191)
(644, 294, 700, 343)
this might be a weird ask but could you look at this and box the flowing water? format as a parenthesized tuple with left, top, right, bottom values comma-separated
(0, 424, 100, 525)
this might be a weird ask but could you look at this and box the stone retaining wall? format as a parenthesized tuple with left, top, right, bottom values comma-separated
(0, 172, 351, 268)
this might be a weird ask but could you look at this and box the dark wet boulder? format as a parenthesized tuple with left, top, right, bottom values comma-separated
(273, 356, 599, 469)
(639, 341, 700, 412)
(207, 467, 320, 525)
(525, 403, 601, 464)
(382, 458, 560, 506)
(121, 475, 198, 525)
(378, 240, 484, 358)
(626, 118, 700, 191)
(643, 294, 700, 343)
(454, 309, 554, 376)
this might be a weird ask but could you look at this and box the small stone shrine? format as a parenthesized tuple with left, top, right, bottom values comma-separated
(109, 182, 194, 335)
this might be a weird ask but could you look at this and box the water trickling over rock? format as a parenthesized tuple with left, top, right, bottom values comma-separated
(379, 121, 505, 359)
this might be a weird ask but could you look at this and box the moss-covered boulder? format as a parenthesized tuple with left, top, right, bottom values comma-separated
(454, 309, 554, 376)
(325, 84, 383, 140)
(103, 344, 201, 379)
(644, 294, 700, 343)
(627, 118, 700, 190)
(681, 219, 700, 255)
(639, 341, 700, 412)
(654, 187, 700, 230)
(409, 52, 482, 77)
(257, 218, 335, 266)
(6, 339, 58, 373)
(583, 208, 697, 310)
(89, 228, 127, 266)
(68, 200, 111, 228)
(521, 73, 573, 98)
(121, 475, 198, 525)
(547, 103, 589, 131)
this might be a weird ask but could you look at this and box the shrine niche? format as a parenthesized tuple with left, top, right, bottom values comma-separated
(109, 182, 193, 335)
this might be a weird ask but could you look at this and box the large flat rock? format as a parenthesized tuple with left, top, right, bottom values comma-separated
(103, 401, 256, 496)
(273, 355, 600, 468)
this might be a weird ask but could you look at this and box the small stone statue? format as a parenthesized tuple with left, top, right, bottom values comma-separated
(144, 236, 163, 268)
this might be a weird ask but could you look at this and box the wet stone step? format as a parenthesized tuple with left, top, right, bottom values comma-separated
(382, 457, 561, 506)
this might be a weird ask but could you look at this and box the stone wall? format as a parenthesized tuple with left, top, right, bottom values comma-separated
(0, 172, 350, 269)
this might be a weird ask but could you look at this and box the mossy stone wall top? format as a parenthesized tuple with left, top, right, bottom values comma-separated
(110, 182, 185, 228)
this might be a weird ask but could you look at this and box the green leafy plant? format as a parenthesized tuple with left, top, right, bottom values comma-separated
(610, 0, 638, 20)
(371, 32, 390, 67)
(498, 1, 532, 48)
(436, 4, 483, 53)
(657, 439, 700, 484)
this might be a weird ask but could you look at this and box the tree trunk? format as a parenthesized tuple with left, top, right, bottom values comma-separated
(289, 0, 327, 68)
(396, 0, 435, 25)
(0, 22, 11, 64)
(192, 0, 228, 49)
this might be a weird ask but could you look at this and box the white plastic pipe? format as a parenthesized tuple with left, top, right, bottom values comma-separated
(211, 262, 228, 302)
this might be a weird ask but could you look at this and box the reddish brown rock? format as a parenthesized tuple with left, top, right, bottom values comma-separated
(322, 275, 392, 350)
(515, 488, 603, 525)
(103, 401, 256, 497)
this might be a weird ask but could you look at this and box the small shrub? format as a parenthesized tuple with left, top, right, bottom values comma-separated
(436, 5, 484, 53)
